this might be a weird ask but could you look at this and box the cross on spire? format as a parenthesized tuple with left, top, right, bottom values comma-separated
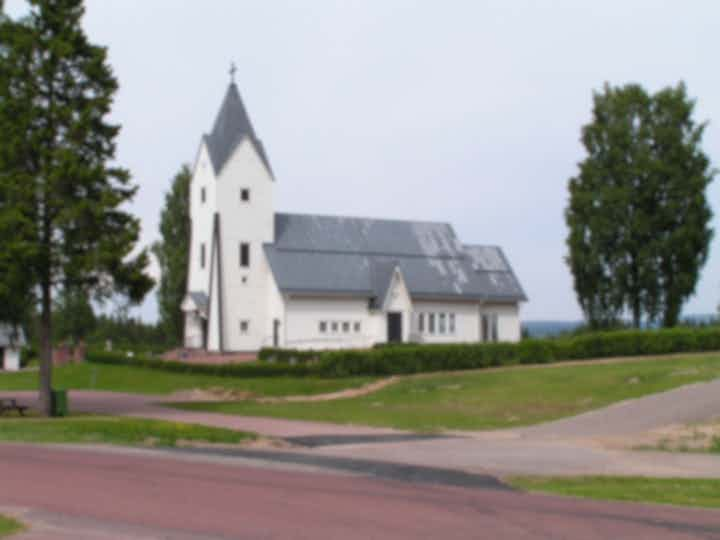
(229, 62, 237, 83)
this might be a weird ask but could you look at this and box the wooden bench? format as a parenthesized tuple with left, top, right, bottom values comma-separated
(0, 398, 28, 416)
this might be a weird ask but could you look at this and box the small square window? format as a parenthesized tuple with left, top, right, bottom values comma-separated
(342, 321, 350, 333)
(354, 322, 361, 333)
(331, 322, 338, 332)
(241, 276, 248, 284)
(240, 188, 250, 202)
(240, 320, 249, 334)
(319, 321, 327, 333)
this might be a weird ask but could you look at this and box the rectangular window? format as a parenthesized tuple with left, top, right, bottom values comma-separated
(418, 313, 425, 333)
(319, 321, 327, 333)
(240, 320, 249, 334)
(200, 243, 206, 269)
(331, 322, 338, 333)
(354, 322, 361, 333)
(449, 313, 456, 334)
(240, 188, 250, 202)
(482, 314, 498, 342)
(428, 313, 436, 334)
(201, 187, 206, 204)
(342, 321, 350, 333)
(239, 242, 250, 267)
(439, 313, 447, 334)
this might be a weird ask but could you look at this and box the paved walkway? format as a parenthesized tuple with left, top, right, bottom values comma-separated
(4, 377, 720, 478)
(3, 444, 720, 539)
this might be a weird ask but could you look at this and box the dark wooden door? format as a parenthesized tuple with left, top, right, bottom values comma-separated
(387, 312, 403, 343)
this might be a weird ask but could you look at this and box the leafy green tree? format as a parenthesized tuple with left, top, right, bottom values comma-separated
(566, 82, 714, 329)
(0, 0, 153, 415)
(53, 287, 96, 344)
(152, 164, 191, 345)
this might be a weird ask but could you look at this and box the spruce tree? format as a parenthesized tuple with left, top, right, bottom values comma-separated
(0, 0, 153, 414)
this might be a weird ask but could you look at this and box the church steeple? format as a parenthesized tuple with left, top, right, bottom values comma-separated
(203, 75, 272, 177)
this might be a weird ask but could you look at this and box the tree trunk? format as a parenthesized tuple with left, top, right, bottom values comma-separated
(39, 277, 53, 417)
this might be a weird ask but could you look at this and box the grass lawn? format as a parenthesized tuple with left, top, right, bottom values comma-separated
(170, 354, 720, 431)
(0, 416, 254, 447)
(508, 476, 720, 509)
(0, 363, 374, 397)
(0, 515, 23, 538)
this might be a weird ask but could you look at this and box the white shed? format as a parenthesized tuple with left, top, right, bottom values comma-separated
(0, 325, 26, 372)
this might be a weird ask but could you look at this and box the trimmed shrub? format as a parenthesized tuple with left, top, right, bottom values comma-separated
(86, 350, 319, 378)
(257, 348, 321, 364)
(87, 327, 720, 379)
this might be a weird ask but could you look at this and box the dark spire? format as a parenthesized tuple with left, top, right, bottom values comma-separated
(203, 79, 273, 177)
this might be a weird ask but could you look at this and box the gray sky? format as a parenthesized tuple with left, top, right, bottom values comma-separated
(7, 0, 720, 322)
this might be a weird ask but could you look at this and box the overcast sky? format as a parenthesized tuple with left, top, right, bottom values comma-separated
(6, 0, 720, 322)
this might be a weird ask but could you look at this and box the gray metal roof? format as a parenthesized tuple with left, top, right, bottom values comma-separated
(265, 213, 526, 303)
(0, 324, 26, 348)
(188, 291, 209, 312)
(204, 83, 273, 176)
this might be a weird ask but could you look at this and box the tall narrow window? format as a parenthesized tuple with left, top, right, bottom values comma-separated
(491, 314, 499, 342)
(319, 321, 327, 333)
(239, 243, 250, 267)
(240, 188, 250, 202)
(428, 313, 436, 334)
(418, 313, 425, 333)
(200, 187, 206, 204)
(439, 313, 447, 334)
(481, 314, 498, 342)
(200, 243, 206, 269)
(240, 320, 249, 334)
(449, 313, 456, 334)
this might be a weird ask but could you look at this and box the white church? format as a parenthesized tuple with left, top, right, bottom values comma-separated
(182, 79, 527, 353)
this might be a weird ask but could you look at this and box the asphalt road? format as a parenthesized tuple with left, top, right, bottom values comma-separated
(2, 444, 720, 539)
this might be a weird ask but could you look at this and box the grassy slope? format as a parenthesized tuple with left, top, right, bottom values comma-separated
(171, 355, 720, 431)
(0, 416, 253, 447)
(0, 363, 373, 396)
(0, 515, 23, 538)
(508, 476, 720, 509)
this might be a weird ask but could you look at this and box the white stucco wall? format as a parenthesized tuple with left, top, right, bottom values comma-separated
(266, 272, 286, 348)
(216, 138, 275, 352)
(187, 143, 216, 294)
(411, 301, 480, 343)
(2, 348, 20, 371)
(482, 302, 521, 342)
(284, 297, 379, 350)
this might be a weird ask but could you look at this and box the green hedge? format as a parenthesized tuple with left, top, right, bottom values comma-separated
(86, 350, 318, 378)
(87, 327, 720, 378)
(316, 327, 720, 376)
(257, 347, 320, 364)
